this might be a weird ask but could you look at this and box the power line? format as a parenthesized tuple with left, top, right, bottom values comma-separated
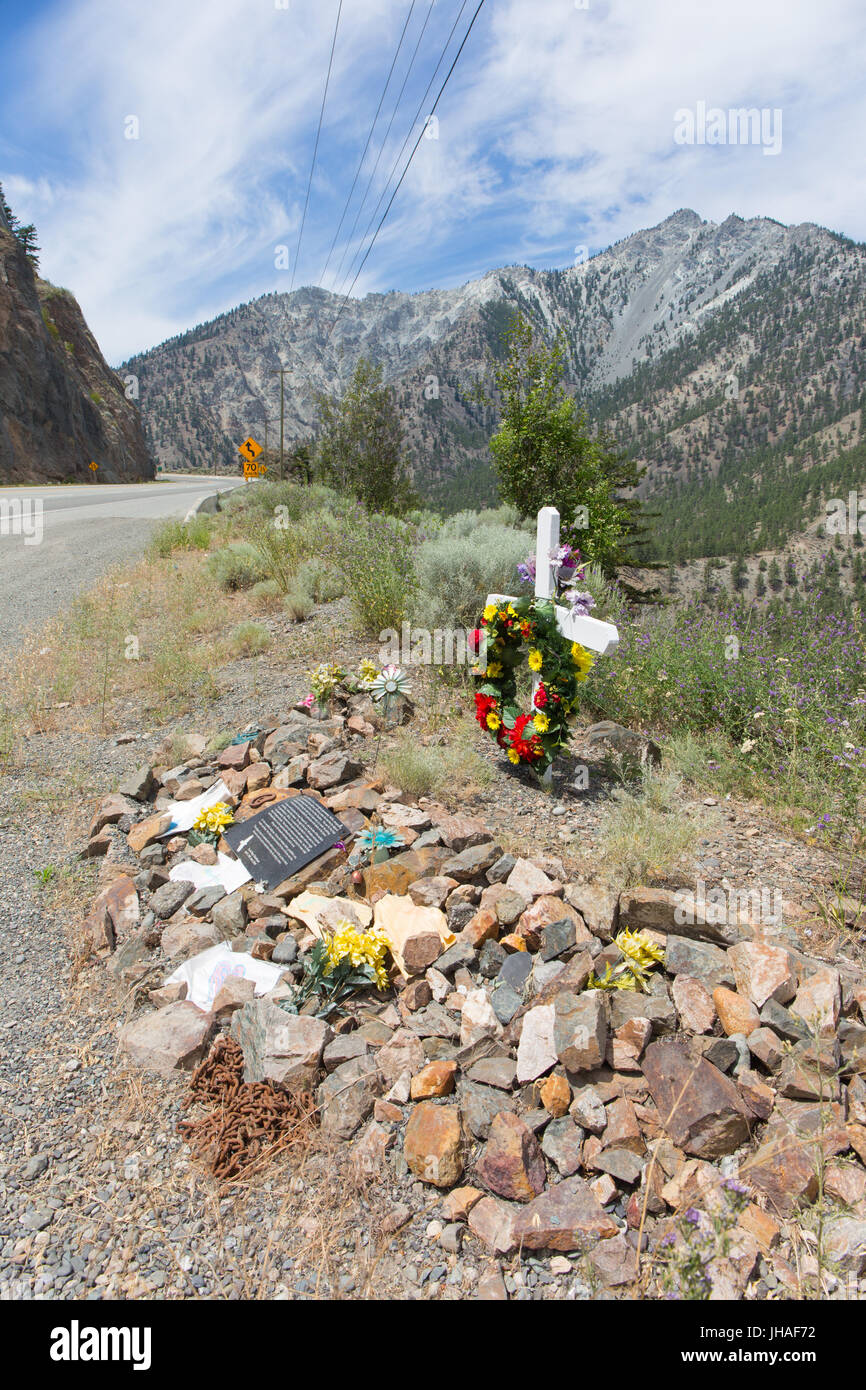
(329, 0, 437, 294)
(330, 0, 470, 304)
(290, 0, 344, 292)
(319, 0, 420, 288)
(327, 0, 486, 339)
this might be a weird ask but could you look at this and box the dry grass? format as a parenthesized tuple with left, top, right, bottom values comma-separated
(598, 769, 711, 886)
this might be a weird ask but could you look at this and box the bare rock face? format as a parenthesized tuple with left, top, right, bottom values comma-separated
(0, 223, 154, 482)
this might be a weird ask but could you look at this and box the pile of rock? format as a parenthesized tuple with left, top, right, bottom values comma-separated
(80, 699, 866, 1298)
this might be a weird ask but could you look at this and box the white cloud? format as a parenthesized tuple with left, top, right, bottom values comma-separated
(4, 0, 864, 360)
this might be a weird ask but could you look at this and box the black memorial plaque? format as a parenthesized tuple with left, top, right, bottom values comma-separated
(223, 794, 348, 890)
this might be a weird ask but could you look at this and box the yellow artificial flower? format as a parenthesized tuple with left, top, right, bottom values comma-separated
(193, 802, 234, 835)
(485, 661, 503, 678)
(528, 649, 543, 672)
(486, 712, 502, 731)
(483, 603, 498, 622)
(571, 642, 595, 682)
(533, 712, 550, 733)
(506, 604, 517, 617)
(507, 748, 520, 764)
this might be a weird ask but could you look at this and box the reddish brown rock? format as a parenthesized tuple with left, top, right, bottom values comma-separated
(218, 741, 250, 770)
(443, 1186, 485, 1222)
(80, 873, 140, 956)
(712, 987, 760, 1037)
(512, 1175, 619, 1251)
(641, 1039, 751, 1159)
(517, 895, 592, 946)
(600, 1097, 645, 1155)
(477, 1111, 546, 1202)
(467, 1197, 517, 1254)
(434, 814, 489, 852)
(610, 1016, 652, 1071)
(728, 939, 797, 1009)
(411, 1059, 458, 1099)
(404, 1102, 464, 1187)
(791, 967, 841, 1034)
(120, 1001, 214, 1073)
(88, 792, 137, 839)
(460, 908, 500, 949)
(402, 978, 432, 1012)
(127, 813, 170, 854)
(738, 1203, 781, 1252)
(409, 876, 458, 909)
(672, 975, 716, 1033)
(539, 1073, 571, 1118)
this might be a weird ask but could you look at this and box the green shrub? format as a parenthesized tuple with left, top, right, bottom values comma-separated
(412, 522, 530, 629)
(283, 588, 314, 622)
(295, 556, 346, 603)
(226, 621, 270, 657)
(332, 506, 418, 634)
(206, 542, 267, 591)
(147, 515, 213, 558)
(249, 579, 283, 607)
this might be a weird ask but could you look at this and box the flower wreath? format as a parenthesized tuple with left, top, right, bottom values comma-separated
(474, 597, 595, 771)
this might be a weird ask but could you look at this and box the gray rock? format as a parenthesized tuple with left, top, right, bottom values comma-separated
(231, 999, 331, 1088)
(541, 1118, 585, 1175)
(149, 879, 195, 920)
(497, 952, 534, 990)
(486, 854, 516, 884)
(664, 936, 735, 989)
(458, 1080, 515, 1139)
(608, 989, 677, 1035)
(478, 939, 507, 978)
(323, 1033, 370, 1073)
(589, 1148, 645, 1184)
(540, 920, 576, 961)
(442, 842, 503, 883)
(446, 902, 477, 934)
(118, 765, 156, 800)
(434, 940, 477, 977)
(759, 997, 810, 1043)
(318, 1057, 380, 1140)
(186, 885, 226, 915)
(271, 937, 298, 965)
(466, 1057, 517, 1089)
(491, 985, 523, 1026)
(212, 891, 248, 937)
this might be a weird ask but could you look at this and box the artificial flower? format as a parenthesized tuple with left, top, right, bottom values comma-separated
(528, 649, 543, 672)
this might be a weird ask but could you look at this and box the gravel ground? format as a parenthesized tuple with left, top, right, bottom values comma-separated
(0, 594, 861, 1302)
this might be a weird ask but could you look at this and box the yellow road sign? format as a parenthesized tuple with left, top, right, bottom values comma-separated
(238, 436, 263, 463)
(89, 460, 98, 471)
(243, 459, 267, 479)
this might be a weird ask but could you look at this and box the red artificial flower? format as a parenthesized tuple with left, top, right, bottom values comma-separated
(534, 682, 547, 709)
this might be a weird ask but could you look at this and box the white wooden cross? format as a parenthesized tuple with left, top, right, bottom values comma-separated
(486, 506, 620, 781)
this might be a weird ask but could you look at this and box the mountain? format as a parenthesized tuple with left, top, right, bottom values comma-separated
(0, 209, 153, 484)
(122, 210, 866, 555)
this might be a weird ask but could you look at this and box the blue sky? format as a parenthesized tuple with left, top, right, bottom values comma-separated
(1, 0, 864, 363)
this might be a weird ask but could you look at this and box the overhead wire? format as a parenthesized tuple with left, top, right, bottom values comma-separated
(326, 0, 486, 339)
(318, 0, 420, 288)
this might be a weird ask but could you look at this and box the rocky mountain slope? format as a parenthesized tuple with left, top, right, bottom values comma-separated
(123, 210, 866, 550)
(0, 212, 153, 484)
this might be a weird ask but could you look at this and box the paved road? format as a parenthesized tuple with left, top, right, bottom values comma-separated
(0, 474, 246, 650)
